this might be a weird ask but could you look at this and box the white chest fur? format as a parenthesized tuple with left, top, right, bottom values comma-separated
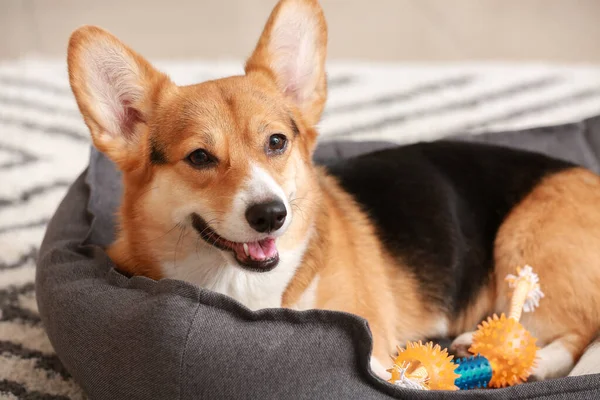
(161, 237, 310, 310)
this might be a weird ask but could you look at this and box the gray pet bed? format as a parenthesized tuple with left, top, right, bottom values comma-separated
(37, 117, 600, 399)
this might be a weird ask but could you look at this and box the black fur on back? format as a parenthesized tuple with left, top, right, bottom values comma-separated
(324, 141, 574, 315)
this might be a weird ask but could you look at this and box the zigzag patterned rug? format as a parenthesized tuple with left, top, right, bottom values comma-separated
(1, 58, 600, 399)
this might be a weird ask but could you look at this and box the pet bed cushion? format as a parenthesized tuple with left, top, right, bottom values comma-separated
(37, 116, 600, 399)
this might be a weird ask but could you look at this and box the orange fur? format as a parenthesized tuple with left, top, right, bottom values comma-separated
(494, 168, 600, 360)
(449, 284, 496, 337)
(292, 171, 445, 362)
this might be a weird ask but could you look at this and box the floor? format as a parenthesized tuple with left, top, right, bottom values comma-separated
(1, 0, 600, 63)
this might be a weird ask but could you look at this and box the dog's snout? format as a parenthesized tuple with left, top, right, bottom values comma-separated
(245, 200, 287, 233)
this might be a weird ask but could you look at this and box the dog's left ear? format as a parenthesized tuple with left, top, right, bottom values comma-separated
(245, 0, 327, 127)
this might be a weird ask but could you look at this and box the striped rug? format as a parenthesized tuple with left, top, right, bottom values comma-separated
(1, 58, 600, 399)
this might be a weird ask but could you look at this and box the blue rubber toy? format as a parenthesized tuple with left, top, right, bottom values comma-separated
(453, 355, 493, 390)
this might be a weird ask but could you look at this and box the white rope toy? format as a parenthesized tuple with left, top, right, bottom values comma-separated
(505, 265, 545, 314)
(389, 363, 428, 390)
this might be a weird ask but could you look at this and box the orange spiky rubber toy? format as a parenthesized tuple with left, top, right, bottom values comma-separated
(388, 341, 460, 390)
(468, 265, 543, 388)
(469, 314, 538, 387)
(388, 266, 543, 390)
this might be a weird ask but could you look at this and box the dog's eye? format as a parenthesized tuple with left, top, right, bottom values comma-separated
(186, 149, 216, 168)
(267, 134, 287, 154)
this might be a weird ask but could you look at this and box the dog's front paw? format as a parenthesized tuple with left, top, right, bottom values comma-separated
(526, 372, 543, 383)
(449, 331, 475, 359)
(370, 357, 392, 381)
(528, 363, 550, 382)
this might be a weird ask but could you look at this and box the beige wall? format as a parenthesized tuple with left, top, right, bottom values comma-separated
(1, 0, 599, 62)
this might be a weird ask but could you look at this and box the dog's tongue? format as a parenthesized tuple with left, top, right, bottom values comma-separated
(247, 238, 277, 260)
(233, 238, 278, 263)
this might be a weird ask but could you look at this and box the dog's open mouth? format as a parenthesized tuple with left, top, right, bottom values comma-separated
(191, 213, 279, 272)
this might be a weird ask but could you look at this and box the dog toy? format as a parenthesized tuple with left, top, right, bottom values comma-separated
(388, 266, 543, 390)
(453, 354, 493, 390)
(467, 265, 542, 387)
(388, 341, 459, 390)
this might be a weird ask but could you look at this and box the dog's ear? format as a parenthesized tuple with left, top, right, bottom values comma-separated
(245, 0, 327, 127)
(68, 26, 173, 170)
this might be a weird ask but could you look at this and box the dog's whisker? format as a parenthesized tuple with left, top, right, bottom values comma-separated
(136, 223, 181, 244)
(195, 236, 203, 261)
(173, 224, 186, 268)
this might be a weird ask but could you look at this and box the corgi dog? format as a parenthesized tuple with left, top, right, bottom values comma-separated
(67, 0, 600, 382)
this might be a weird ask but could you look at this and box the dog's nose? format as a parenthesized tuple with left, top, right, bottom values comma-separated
(245, 200, 287, 233)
